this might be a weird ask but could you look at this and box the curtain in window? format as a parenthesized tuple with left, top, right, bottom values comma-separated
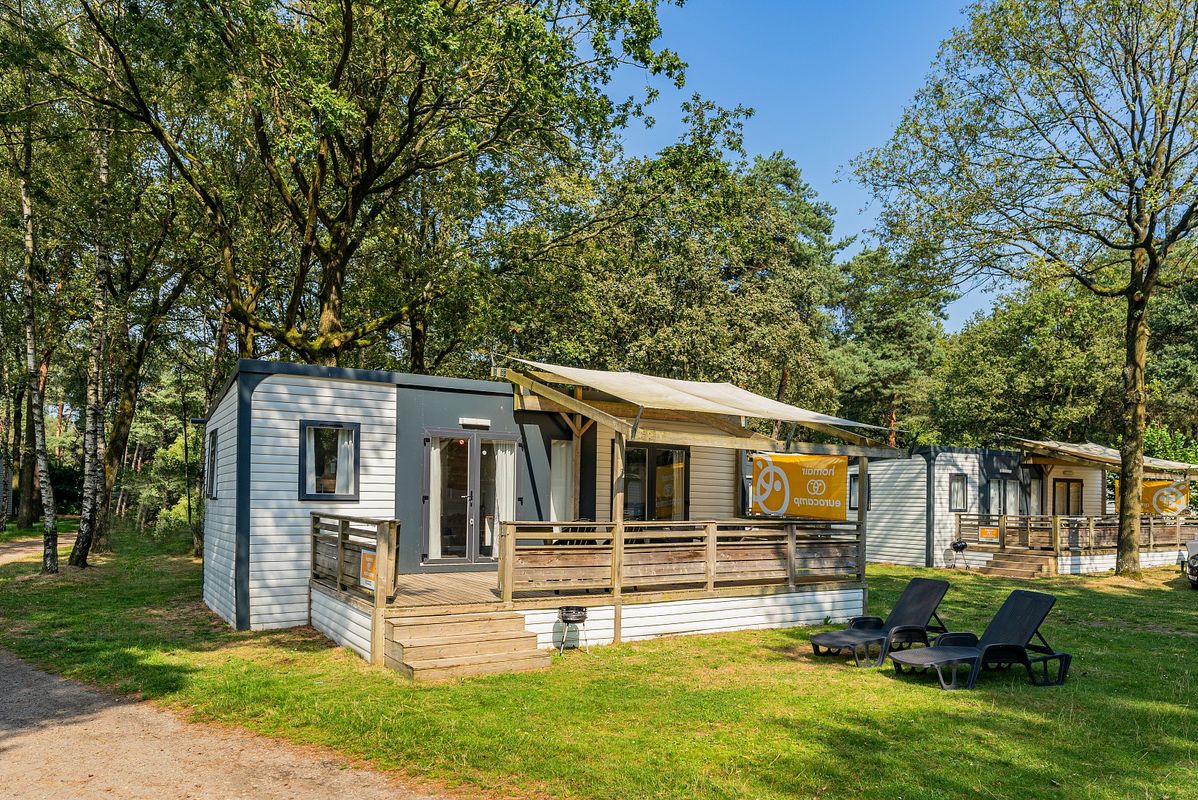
(427, 438, 442, 560)
(336, 428, 355, 495)
(550, 440, 574, 522)
(493, 440, 517, 526)
(1004, 480, 1020, 517)
(305, 426, 318, 495)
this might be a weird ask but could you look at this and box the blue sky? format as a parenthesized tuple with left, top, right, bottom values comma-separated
(609, 0, 996, 330)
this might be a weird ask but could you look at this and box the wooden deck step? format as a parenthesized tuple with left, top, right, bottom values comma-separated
(387, 629, 540, 662)
(386, 612, 528, 639)
(383, 609, 550, 681)
(400, 650, 551, 682)
(978, 551, 1057, 579)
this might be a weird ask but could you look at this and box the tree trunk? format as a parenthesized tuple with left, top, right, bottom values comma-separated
(1115, 290, 1149, 577)
(770, 365, 790, 440)
(408, 315, 427, 374)
(887, 393, 899, 448)
(20, 169, 57, 573)
(17, 393, 34, 530)
(70, 119, 110, 568)
(0, 360, 11, 531)
(94, 351, 143, 553)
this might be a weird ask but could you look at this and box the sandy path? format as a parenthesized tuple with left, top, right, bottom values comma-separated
(0, 534, 76, 567)
(0, 540, 448, 800)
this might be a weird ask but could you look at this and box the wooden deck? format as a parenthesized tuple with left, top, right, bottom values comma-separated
(390, 571, 502, 608)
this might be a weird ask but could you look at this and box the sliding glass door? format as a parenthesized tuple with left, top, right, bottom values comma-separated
(425, 431, 518, 563)
(621, 444, 689, 521)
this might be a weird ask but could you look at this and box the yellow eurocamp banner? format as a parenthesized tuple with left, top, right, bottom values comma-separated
(750, 453, 849, 521)
(1114, 479, 1191, 515)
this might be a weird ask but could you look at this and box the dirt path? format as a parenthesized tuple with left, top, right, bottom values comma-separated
(0, 649, 447, 800)
(0, 534, 76, 567)
(0, 539, 448, 799)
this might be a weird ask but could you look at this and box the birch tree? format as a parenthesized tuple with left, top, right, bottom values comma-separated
(856, 0, 1198, 574)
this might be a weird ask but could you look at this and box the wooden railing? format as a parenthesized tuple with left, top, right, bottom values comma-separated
(497, 519, 864, 604)
(310, 512, 399, 666)
(956, 514, 1198, 554)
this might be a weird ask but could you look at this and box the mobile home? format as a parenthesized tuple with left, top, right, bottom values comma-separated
(201, 358, 891, 678)
(862, 440, 1195, 575)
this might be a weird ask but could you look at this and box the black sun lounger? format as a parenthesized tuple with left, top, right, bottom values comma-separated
(810, 577, 949, 667)
(890, 589, 1072, 690)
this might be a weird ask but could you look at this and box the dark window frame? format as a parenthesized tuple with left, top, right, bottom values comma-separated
(613, 441, 691, 521)
(1052, 478, 1085, 516)
(948, 473, 968, 512)
(205, 429, 218, 499)
(848, 474, 871, 511)
(297, 419, 361, 502)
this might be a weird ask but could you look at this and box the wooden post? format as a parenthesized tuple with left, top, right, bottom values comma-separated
(499, 523, 516, 605)
(611, 431, 626, 643)
(369, 520, 392, 667)
(1051, 515, 1061, 554)
(998, 514, 1008, 551)
(336, 518, 348, 591)
(856, 457, 868, 587)
(1087, 516, 1096, 551)
(705, 522, 717, 593)
(308, 514, 319, 624)
(1148, 515, 1155, 551)
(785, 523, 797, 591)
(572, 387, 584, 521)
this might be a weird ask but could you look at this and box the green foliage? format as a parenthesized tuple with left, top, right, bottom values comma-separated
(933, 282, 1123, 446)
(1147, 281, 1198, 437)
(832, 247, 952, 443)
(1142, 423, 1198, 464)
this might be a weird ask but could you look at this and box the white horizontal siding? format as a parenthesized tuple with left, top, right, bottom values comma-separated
(202, 387, 238, 625)
(861, 458, 927, 567)
(517, 588, 864, 650)
(932, 452, 981, 567)
(519, 606, 618, 649)
(310, 586, 372, 659)
(248, 375, 396, 630)
(593, 420, 739, 522)
(1058, 548, 1183, 574)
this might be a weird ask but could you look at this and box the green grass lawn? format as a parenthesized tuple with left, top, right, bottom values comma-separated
(1, 517, 80, 543)
(1, 532, 1196, 800)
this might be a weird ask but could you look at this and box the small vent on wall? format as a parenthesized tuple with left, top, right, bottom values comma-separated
(459, 417, 491, 429)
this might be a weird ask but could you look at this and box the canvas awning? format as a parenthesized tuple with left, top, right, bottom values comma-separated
(1008, 436, 1198, 477)
(494, 357, 897, 455)
(508, 357, 883, 429)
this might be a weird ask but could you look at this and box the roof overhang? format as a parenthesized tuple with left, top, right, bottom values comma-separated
(495, 357, 903, 458)
(1008, 436, 1198, 479)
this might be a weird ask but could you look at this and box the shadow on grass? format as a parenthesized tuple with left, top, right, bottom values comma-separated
(2, 535, 1197, 800)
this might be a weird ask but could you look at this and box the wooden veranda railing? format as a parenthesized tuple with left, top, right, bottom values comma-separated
(497, 519, 864, 605)
(956, 514, 1198, 554)
(310, 512, 399, 665)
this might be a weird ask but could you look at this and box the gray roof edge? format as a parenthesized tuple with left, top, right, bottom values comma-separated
(205, 358, 512, 418)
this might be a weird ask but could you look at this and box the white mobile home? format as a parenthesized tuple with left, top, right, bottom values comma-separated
(861, 441, 1194, 575)
(201, 358, 890, 678)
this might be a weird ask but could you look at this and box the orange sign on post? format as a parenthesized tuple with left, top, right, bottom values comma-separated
(1114, 479, 1191, 515)
(359, 549, 377, 590)
(750, 453, 849, 521)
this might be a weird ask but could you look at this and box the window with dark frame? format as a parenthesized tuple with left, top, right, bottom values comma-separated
(619, 443, 689, 521)
(205, 429, 218, 499)
(848, 474, 871, 511)
(949, 473, 968, 511)
(298, 420, 360, 501)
